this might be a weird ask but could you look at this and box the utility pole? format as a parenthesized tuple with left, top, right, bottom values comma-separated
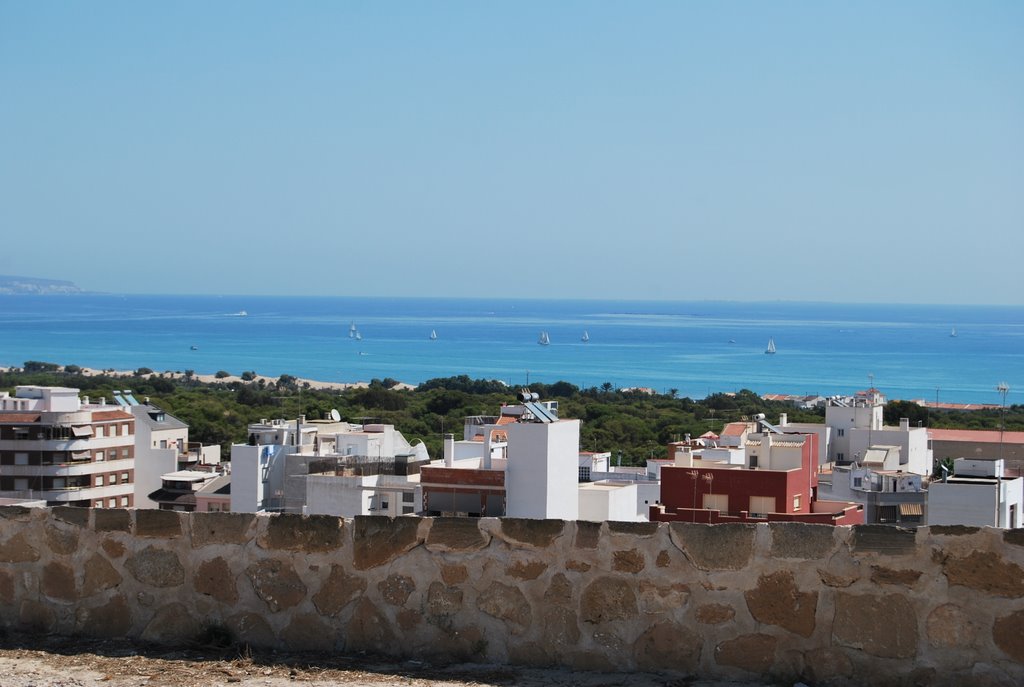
(997, 382, 1010, 461)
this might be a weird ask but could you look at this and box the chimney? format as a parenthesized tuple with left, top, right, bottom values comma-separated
(444, 434, 455, 467)
(674, 445, 693, 467)
(99, 397, 105, 406)
(83, 395, 90, 405)
(779, 413, 788, 426)
(900, 417, 909, 431)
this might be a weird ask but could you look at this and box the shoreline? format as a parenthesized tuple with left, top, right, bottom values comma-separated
(0, 366, 418, 393)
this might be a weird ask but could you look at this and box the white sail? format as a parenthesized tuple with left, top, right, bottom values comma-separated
(538, 331, 550, 345)
(765, 338, 776, 354)
(430, 329, 437, 340)
(349, 322, 356, 338)
(581, 330, 590, 342)
(355, 331, 362, 341)
(950, 326, 957, 338)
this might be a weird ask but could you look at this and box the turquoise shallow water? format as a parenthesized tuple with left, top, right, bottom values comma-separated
(0, 295, 1020, 404)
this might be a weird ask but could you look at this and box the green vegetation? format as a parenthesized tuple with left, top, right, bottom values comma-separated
(2, 363, 1020, 465)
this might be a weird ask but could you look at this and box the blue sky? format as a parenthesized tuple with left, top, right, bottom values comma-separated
(1, 2, 1021, 303)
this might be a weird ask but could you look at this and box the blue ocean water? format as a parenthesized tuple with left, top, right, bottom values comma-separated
(0, 295, 1020, 404)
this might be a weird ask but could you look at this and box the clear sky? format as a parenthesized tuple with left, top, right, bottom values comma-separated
(1, 2, 1022, 303)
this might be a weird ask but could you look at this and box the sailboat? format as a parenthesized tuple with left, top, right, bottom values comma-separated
(348, 322, 357, 338)
(581, 330, 590, 343)
(430, 329, 437, 341)
(538, 331, 550, 346)
(950, 326, 957, 338)
(765, 338, 776, 355)
(355, 331, 362, 341)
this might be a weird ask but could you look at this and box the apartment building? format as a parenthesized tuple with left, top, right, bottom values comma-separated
(0, 386, 136, 508)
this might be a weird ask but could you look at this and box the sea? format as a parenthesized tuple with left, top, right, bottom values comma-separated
(0, 295, 1021, 405)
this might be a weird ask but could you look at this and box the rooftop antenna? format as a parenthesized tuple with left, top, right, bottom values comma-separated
(997, 382, 1010, 461)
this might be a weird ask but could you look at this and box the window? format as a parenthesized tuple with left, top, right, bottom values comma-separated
(122, 472, 130, 482)
(749, 496, 776, 518)
(159, 440, 167, 449)
(96, 451, 105, 462)
(122, 423, 130, 435)
(853, 476, 863, 488)
(109, 425, 117, 437)
(95, 475, 104, 487)
(703, 493, 729, 511)
(14, 478, 28, 491)
(95, 500, 103, 508)
(402, 492, 414, 503)
(120, 496, 129, 507)
(836, 452, 844, 461)
(122, 448, 130, 459)
(96, 425, 105, 437)
(14, 452, 28, 466)
(837, 428, 845, 437)
(402, 506, 415, 515)
(579, 466, 592, 482)
(108, 498, 116, 508)
(749, 455, 758, 469)
(793, 494, 802, 511)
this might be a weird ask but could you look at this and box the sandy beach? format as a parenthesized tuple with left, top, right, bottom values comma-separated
(0, 366, 417, 392)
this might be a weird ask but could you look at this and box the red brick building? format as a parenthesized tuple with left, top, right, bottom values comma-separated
(651, 431, 863, 526)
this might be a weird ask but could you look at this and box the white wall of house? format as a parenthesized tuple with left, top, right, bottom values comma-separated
(505, 419, 580, 520)
(133, 447, 179, 509)
(927, 478, 1023, 528)
(578, 481, 640, 522)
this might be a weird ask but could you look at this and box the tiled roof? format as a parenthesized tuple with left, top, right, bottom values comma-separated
(0, 413, 41, 423)
(92, 410, 133, 421)
(721, 422, 749, 437)
(928, 429, 1024, 444)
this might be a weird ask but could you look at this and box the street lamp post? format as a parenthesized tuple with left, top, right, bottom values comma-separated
(997, 382, 1010, 461)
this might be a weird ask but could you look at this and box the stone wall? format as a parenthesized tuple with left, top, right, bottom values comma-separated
(1, 506, 1022, 685)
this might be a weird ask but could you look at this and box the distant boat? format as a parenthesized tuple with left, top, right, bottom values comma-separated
(190, 345, 198, 351)
(728, 339, 736, 344)
(765, 338, 776, 355)
(349, 322, 357, 338)
(355, 331, 362, 341)
(950, 326, 958, 338)
(430, 329, 437, 341)
(581, 330, 590, 343)
(538, 331, 550, 346)
(228, 310, 247, 317)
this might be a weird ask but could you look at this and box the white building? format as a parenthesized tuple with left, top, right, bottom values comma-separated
(927, 458, 1022, 528)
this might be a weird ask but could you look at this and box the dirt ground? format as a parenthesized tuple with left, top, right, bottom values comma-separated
(0, 634, 769, 687)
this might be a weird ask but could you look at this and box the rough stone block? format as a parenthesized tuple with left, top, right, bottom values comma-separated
(1005, 529, 1024, 547)
(0, 506, 33, 522)
(41, 561, 77, 601)
(246, 559, 307, 613)
(638, 581, 689, 613)
(612, 549, 645, 573)
(566, 560, 591, 572)
(425, 517, 490, 552)
(833, 592, 918, 658)
(634, 621, 701, 672)
(352, 516, 421, 570)
(378, 573, 415, 606)
(607, 521, 659, 537)
(943, 551, 1024, 597)
(540, 604, 580, 652)
(0, 531, 40, 563)
(19, 599, 56, 633)
(477, 581, 531, 634)
(929, 525, 981, 537)
(425, 581, 463, 625)
(870, 565, 922, 587)
(45, 524, 80, 556)
(75, 595, 132, 638)
(581, 576, 638, 624)
(0, 569, 14, 605)
(696, 603, 735, 625)
(669, 522, 755, 570)
(744, 570, 817, 637)
(135, 509, 182, 538)
(82, 553, 122, 597)
(545, 573, 572, 603)
(101, 538, 126, 558)
(803, 647, 853, 682)
(191, 512, 255, 547)
(396, 608, 422, 631)
(312, 564, 366, 615)
(574, 521, 601, 549)
(227, 611, 277, 649)
(259, 513, 343, 552)
(655, 550, 671, 567)
(851, 525, 916, 555)
(93, 508, 130, 533)
(125, 546, 185, 588)
(714, 633, 777, 674)
(440, 564, 467, 585)
(993, 609, 1024, 663)
(500, 518, 565, 548)
(346, 598, 397, 653)
(281, 612, 336, 652)
(51, 506, 89, 528)
(927, 603, 978, 649)
(770, 522, 836, 559)
(195, 556, 238, 604)
(142, 603, 195, 643)
(507, 560, 548, 580)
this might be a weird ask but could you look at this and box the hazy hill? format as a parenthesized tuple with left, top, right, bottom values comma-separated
(0, 275, 83, 295)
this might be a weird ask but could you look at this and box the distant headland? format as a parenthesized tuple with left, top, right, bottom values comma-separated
(0, 275, 83, 295)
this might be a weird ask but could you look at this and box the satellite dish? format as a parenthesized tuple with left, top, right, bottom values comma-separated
(330, 409, 341, 422)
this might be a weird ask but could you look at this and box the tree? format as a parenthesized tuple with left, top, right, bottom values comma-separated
(215, 370, 231, 379)
(24, 361, 59, 373)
